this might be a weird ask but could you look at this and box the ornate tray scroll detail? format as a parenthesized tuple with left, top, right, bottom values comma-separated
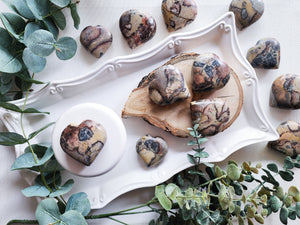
(0, 13, 278, 209)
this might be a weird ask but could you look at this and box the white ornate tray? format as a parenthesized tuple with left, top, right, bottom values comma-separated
(0, 13, 278, 209)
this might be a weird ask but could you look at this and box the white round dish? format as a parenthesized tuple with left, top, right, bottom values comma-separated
(51, 103, 127, 177)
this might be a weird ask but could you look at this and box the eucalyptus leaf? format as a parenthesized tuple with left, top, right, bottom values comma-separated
(0, 132, 27, 146)
(279, 170, 294, 182)
(0, 12, 26, 41)
(155, 185, 172, 211)
(22, 48, 47, 73)
(36, 198, 87, 225)
(267, 163, 278, 173)
(12, 0, 35, 19)
(11, 152, 38, 170)
(0, 102, 22, 112)
(194, 151, 209, 158)
(43, 18, 59, 40)
(15, 71, 45, 84)
(284, 156, 294, 170)
(23, 108, 49, 114)
(227, 163, 241, 181)
(66, 192, 91, 216)
(0, 78, 13, 94)
(22, 184, 50, 197)
(24, 22, 44, 44)
(55, 37, 77, 60)
(296, 202, 300, 218)
(28, 122, 55, 140)
(50, 6, 66, 30)
(26, 0, 50, 20)
(187, 154, 197, 165)
(50, 0, 70, 8)
(24, 143, 50, 157)
(0, 46, 22, 73)
(280, 207, 288, 224)
(69, 3, 80, 29)
(2, 0, 19, 13)
(26, 30, 55, 57)
(0, 27, 13, 48)
(49, 179, 74, 197)
(269, 195, 281, 212)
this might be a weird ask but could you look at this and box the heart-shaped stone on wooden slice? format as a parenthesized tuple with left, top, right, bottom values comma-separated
(247, 38, 280, 69)
(268, 121, 300, 158)
(192, 53, 231, 92)
(270, 74, 300, 109)
(229, 0, 264, 30)
(80, 25, 113, 58)
(122, 53, 243, 137)
(191, 99, 230, 136)
(149, 65, 190, 105)
(136, 134, 168, 167)
(161, 0, 198, 32)
(60, 120, 107, 166)
(119, 9, 156, 49)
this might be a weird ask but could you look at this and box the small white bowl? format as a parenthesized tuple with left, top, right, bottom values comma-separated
(52, 103, 127, 177)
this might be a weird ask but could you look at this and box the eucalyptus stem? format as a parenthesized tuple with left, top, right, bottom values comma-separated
(198, 174, 227, 188)
(7, 219, 38, 225)
(108, 217, 128, 225)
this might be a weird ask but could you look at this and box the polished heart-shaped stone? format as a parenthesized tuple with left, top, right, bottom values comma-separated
(136, 134, 168, 167)
(247, 38, 280, 69)
(268, 121, 300, 158)
(192, 53, 231, 92)
(229, 0, 264, 30)
(148, 65, 190, 105)
(80, 25, 113, 58)
(270, 74, 300, 109)
(190, 99, 230, 136)
(60, 120, 107, 166)
(161, 0, 197, 32)
(119, 9, 156, 49)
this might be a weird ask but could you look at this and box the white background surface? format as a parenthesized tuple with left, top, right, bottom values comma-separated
(0, 0, 300, 224)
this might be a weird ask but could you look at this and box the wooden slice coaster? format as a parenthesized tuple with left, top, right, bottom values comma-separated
(122, 52, 244, 137)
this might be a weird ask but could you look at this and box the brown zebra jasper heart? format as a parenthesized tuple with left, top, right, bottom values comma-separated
(80, 25, 112, 58)
(119, 9, 156, 49)
(161, 0, 198, 32)
(60, 120, 107, 166)
(268, 121, 300, 158)
(229, 0, 264, 30)
(136, 134, 168, 167)
(192, 53, 231, 92)
(148, 65, 190, 105)
(190, 99, 230, 136)
(247, 38, 280, 69)
(270, 74, 300, 109)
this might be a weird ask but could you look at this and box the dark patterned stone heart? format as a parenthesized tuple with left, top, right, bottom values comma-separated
(60, 120, 107, 166)
(247, 38, 280, 69)
(270, 74, 300, 109)
(136, 134, 168, 167)
(161, 0, 197, 32)
(229, 0, 264, 30)
(148, 65, 190, 105)
(119, 9, 156, 49)
(192, 53, 231, 92)
(268, 121, 300, 158)
(80, 25, 112, 58)
(190, 99, 230, 136)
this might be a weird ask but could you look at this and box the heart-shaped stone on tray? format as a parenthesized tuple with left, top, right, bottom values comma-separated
(229, 0, 264, 30)
(119, 9, 156, 49)
(192, 53, 231, 92)
(161, 0, 198, 32)
(80, 25, 113, 58)
(268, 121, 300, 158)
(136, 134, 168, 167)
(190, 99, 230, 136)
(149, 65, 190, 105)
(60, 120, 107, 166)
(247, 38, 280, 69)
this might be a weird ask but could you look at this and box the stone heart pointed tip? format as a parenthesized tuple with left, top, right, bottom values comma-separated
(60, 120, 107, 166)
(161, 0, 198, 32)
(149, 65, 190, 105)
(247, 38, 280, 69)
(119, 9, 156, 49)
(80, 25, 113, 58)
(229, 0, 264, 30)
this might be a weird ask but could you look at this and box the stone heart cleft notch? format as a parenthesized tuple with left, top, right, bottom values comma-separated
(119, 9, 156, 49)
(60, 120, 107, 166)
